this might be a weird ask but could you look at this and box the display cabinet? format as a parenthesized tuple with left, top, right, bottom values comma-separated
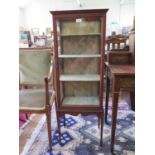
(50, 9, 108, 146)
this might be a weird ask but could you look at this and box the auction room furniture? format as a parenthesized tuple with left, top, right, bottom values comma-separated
(105, 30, 135, 151)
(104, 35, 129, 61)
(105, 52, 133, 122)
(104, 29, 135, 152)
(105, 60, 135, 152)
(105, 35, 129, 51)
(19, 48, 55, 152)
(105, 30, 135, 119)
(50, 9, 108, 146)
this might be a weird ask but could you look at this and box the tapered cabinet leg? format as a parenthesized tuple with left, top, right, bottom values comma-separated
(100, 113, 104, 146)
(56, 112, 61, 145)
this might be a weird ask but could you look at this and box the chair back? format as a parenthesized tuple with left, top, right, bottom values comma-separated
(106, 35, 129, 51)
(19, 48, 52, 85)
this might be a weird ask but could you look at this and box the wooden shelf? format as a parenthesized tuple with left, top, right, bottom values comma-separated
(62, 96, 99, 106)
(60, 74, 100, 81)
(59, 54, 101, 58)
(60, 33, 101, 37)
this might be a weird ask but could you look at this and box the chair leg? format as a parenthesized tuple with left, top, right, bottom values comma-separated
(56, 112, 61, 146)
(100, 113, 104, 146)
(46, 107, 52, 152)
(25, 113, 29, 120)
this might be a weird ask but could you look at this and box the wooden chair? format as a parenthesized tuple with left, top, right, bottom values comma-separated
(105, 35, 129, 62)
(19, 48, 55, 152)
(105, 35, 129, 51)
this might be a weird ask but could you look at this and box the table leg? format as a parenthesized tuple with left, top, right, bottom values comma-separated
(105, 75, 110, 124)
(130, 91, 135, 111)
(111, 78, 119, 152)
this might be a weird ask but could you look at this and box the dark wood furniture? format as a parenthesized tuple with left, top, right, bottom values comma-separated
(106, 35, 129, 51)
(129, 31, 135, 65)
(105, 30, 135, 150)
(50, 9, 108, 146)
(105, 35, 129, 62)
(105, 51, 133, 122)
(19, 48, 55, 152)
(105, 63, 135, 152)
(107, 51, 132, 65)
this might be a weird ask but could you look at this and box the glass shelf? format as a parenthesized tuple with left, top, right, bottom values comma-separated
(60, 33, 101, 37)
(62, 96, 99, 106)
(58, 54, 101, 58)
(60, 74, 100, 81)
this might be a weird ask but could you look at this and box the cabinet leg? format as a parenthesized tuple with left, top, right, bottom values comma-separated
(105, 76, 110, 124)
(100, 113, 104, 146)
(56, 113, 61, 146)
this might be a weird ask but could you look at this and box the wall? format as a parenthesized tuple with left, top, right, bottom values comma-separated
(19, 7, 25, 29)
(120, 0, 135, 27)
(19, 0, 134, 36)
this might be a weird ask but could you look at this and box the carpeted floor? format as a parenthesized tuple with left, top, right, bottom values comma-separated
(20, 95, 135, 155)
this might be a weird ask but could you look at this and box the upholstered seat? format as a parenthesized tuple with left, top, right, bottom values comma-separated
(19, 89, 53, 111)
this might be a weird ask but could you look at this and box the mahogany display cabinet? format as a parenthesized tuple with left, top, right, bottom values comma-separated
(50, 9, 108, 146)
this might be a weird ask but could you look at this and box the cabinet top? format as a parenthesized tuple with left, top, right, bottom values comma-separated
(50, 9, 109, 15)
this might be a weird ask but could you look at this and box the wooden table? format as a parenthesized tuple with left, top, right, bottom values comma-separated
(105, 64, 135, 152)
